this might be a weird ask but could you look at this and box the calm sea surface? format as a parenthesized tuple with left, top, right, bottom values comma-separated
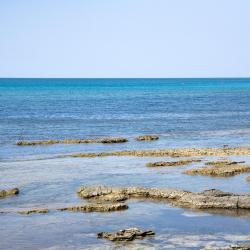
(0, 78, 250, 249)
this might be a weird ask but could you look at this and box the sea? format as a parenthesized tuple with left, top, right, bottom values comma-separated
(0, 78, 250, 249)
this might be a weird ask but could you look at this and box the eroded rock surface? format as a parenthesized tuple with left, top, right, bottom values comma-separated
(135, 135, 159, 141)
(0, 188, 19, 198)
(97, 228, 155, 241)
(78, 186, 250, 210)
(146, 159, 201, 167)
(16, 137, 128, 146)
(18, 209, 49, 215)
(71, 146, 250, 158)
(58, 203, 128, 212)
(184, 161, 250, 177)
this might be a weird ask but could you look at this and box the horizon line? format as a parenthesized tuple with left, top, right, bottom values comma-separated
(1, 77, 250, 80)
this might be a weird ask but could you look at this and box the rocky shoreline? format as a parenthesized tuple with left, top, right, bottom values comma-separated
(184, 160, 250, 177)
(71, 146, 250, 158)
(78, 186, 250, 210)
(16, 137, 128, 145)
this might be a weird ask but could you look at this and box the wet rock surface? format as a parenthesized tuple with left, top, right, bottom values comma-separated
(184, 161, 250, 177)
(135, 135, 159, 141)
(0, 188, 19, 198)
(16, 137, 128, 146)
(146, 159, 201, 167)
(204, 244, 250, 250)
(247, 176, 250, 182)
(18, 209, 49, 215)
(97, 228, 155, 241)
(58, 203, 128, 212)
(71, 146, 250, 158)
(78, 186, 250, 211)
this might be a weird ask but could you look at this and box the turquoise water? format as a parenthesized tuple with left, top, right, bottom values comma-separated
(1, 78, 250, 161)
(1, 78, 250, 249)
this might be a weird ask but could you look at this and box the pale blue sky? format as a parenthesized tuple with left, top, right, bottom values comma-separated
(0, 0, 250, 78)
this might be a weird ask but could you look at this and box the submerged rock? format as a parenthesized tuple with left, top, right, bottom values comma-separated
(184, 161, 250, 177)
(135, 135, 159, 141)
(78, 186, 250, 210)
(97, 228, 155, 241)
(58, 203, 128, 212)
(146, 159, 201, 167)
(16, 137, 128, 146)
(0, 188, 19, 198)
(18, 209, 49, 215)
(247, 176, 250, 182)
(71, 146, 250, 158)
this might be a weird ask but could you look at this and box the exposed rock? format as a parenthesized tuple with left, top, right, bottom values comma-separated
(18, 209, 49, 215)
(97, 228, 155, 241)
(78, 186, 250, 210)
(247, 176, 250, 182)
(0, 188, 19, 198)
(135, 135, 159, 141)
(205, 160, 245, 166)
(146, 159, 201, 167)
(71, 146, 250, 158)
(16, 137, 128, 146)
(58, 203, 128, 212)
(184, 161, 250, 177)
(204, 244, 250, 250)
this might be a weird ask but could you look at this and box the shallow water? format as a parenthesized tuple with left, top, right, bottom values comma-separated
(1, 78, 250, 249)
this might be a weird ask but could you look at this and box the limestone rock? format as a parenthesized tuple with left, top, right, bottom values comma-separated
(135, 135, 159, 141)
(16, 137, 128, 146)
(146, 159, 201, 167)
(58, 203, 128, 212)
(97, 228, 155, 241)
(184, 161, 250, 177)
(78, 186, 250, 211)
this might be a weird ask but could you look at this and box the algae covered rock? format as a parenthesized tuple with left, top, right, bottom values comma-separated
(146, 159, 201, 167)
(77, 185, 250, 211)
(184, 161, 250, 177)
(97, 228, 155, 241)
(0, 188, 19, 198)
(135, 135, 159, 141)
(16, 137, 128, 146)
(58, 203, 128, 212)
(18, 209, 49, 215)
(71, 146, 250, 158)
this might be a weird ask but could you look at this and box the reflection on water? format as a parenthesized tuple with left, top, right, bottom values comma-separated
(1, 156, 250, 249)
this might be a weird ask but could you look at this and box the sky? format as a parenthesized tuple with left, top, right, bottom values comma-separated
(0, 0, 250, 78)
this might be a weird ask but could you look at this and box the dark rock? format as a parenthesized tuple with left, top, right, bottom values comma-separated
(0, 188, 19, 198)
(135, 135, 159, 141)
(18, 209, 49, 215)
(97, 228, 155, 241)
(58, 203, 128, 212)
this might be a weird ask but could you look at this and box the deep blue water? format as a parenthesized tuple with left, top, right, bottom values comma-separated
(1, 78, 250, 160)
